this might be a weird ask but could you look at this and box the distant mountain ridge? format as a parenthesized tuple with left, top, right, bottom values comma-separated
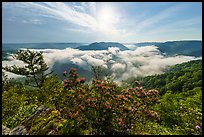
(155, 40, 202, 57)
(2, 43, 86, 51)
(2, 40, 202, 57)
(75, 42, 129, 51)
(134, 42, 162, 46)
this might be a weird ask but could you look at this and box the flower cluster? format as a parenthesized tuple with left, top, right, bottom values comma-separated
(63, 68, 86, 89)
(60, 68, 160, 135)
(143, 109, 160, 122)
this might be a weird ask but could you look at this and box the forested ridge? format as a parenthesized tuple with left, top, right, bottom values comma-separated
(139, 60, 202, 134)
(2, 50, 202, 135)
(155, 41, 202, 57)
(140, 59, 202, 95)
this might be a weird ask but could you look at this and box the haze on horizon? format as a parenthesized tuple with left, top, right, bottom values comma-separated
(2, 2, 202, 43)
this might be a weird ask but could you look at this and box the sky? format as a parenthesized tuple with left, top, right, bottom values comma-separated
(2, 2, 202, 43)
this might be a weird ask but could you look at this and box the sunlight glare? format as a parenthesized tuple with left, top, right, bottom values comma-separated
(97, 6, 117, 28)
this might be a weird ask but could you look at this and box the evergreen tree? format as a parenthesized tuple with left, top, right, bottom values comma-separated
(3, 49, 52, 88)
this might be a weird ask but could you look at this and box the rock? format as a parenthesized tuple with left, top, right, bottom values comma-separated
(25, 105, 48, 122)
(2, 125, 11, 135)
(47, 130, 55, 135)
(2, 106, 48, 135)
(37, 105, 47, 112)
(2, 124, 28, 135)
(33, 105, 48, 118)
(9, 125, 29, 135)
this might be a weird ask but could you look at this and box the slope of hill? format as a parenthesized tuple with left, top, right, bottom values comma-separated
(75, 42, 129, 51)
(2, 43, 85, 51)
(134, 42, 162, 47)
(155, 40, 202, 57)
(51, 61, 93, 81)
(139, 59, 202, 95)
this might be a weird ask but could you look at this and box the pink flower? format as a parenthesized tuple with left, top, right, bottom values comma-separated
(105, 101, 111, 109)
(105, 101, 110, 105)
(97, 80, 102, 83)
(134, 81, 141, 87)
(76, 78, 81, 83)
(63, 83, 68, 87)
(85, 98, 91, 103)
(118, 118, 123, 125)
(71, 68, 77, 71)
(63, 71, 67, 76)
(81, 89, 85, 93)
(115, 98, 121, 101)
(80, 77, 86, 83)
(73, 72, 77, 75)
(195, 125, 200, 129)
(64, 79, 69, 83)
(119, 95, 125, 99)
(79, 105, 85, 110)
(123, 97, 128, 101)
(102, 86, 107, 89)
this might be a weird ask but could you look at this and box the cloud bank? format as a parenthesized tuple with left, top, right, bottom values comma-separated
(2, 46, 201, 84)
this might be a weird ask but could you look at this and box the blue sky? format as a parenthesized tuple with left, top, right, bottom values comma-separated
(2, 2, 202, 43)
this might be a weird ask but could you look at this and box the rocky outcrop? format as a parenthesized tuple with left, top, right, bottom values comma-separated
(2, 124, 28, 135)
(2, 125, 11, 135)
(2, 105, 48, 135)
(25, 105, 48, 121)
(9, 125, 29, 135)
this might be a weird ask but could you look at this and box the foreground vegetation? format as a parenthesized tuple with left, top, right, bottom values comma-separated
(2, 50, 202, 135)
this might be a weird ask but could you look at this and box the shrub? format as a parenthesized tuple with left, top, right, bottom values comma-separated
(58, 68, 160, 135)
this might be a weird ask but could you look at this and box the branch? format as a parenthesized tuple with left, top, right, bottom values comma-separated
(44, 70, 53, 77)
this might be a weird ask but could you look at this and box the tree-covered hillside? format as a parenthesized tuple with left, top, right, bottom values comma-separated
(123, 59, 202, 135)
(2, 43, 85, 51)
(139, 59, 202, 95)
(76, 42, 129, 51)
(134, 42, 162, 47)
(155, 41, 202, 57)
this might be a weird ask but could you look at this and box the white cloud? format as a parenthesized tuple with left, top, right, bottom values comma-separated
(112, 63, 126, 71)
(11, 2, 123, 35)
(3, 2, 131, 41)
(108, 47, 120, 55)
(22, 19, 43, 24)
(3, 46, 200, 82)
(80, 54, 107, 67)
(71, 57, 86, 66)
